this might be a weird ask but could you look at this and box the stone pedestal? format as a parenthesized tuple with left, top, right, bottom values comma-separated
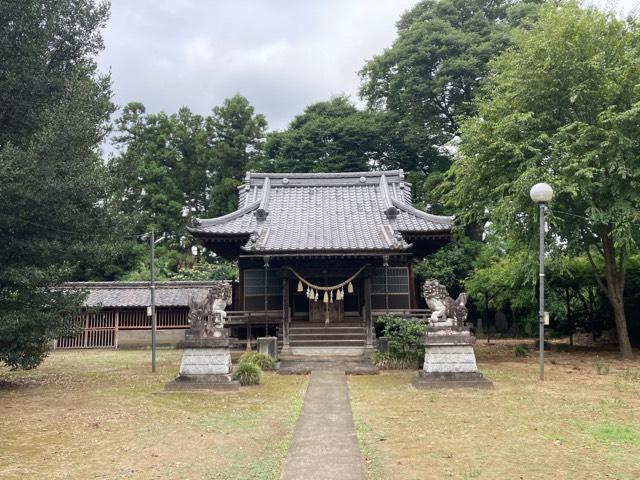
(165, 337, 239, 391)
(412, 327, 493, 390)
(257, 336, 278, 360)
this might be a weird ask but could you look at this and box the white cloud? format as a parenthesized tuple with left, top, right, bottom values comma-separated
(98, 0, 637, 134)
(98, 0, 418, 130)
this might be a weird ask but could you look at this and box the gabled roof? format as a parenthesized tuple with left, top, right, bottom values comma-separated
(62, 281, 231, 308)
(189, 170, 453, 253)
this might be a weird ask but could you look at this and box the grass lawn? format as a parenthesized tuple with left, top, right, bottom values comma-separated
(0, 349, 308, 480)
(350, 342, 640, 480)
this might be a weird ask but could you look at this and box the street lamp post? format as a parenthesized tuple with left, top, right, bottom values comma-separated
(530, 183, 554, 381)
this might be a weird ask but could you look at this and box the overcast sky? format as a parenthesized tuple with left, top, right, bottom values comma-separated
(97, 0, 639, 133)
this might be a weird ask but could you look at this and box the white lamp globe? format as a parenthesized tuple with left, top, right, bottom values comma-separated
(530, 183, 554, 203)
(191, 245, 198, 256)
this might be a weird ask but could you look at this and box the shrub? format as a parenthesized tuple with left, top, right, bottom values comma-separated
(514, 344, 529, 358)
(595, 358, 610, 375)
(233, 361, 263, 385)
(376, 315, 426, 354)
(555, 343, 574, 352)
(239, 352, 275, 371)
(533, 339, 552, 351)
(371, 351, 422, 370)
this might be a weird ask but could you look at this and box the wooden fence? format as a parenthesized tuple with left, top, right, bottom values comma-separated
(56, 310, 118, 349)
(56, 308, 190, 349)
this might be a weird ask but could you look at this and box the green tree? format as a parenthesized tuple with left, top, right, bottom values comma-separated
(0, 0, 121, 368)
(111, 95, 267, 234)
(261, 96, 403, 173)
(464, 245, 539, 336)
(206, 94, 267, 216)
(360, 0, 542, 210)
(447, 3, 640, 356)
(111, 104, 212, 236)
(547, 254, 608, 343)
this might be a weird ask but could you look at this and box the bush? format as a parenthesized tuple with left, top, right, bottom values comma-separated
(533, 339, 552, 351)
(376, 315, 426, 354)
(595, 358, 610, 376)
(555, 343, 574, 352)
(233, 361, 263, 385)
(371, 351, 422, 370)
(239, 352, 275, 371)
(514, 344, 529, 358)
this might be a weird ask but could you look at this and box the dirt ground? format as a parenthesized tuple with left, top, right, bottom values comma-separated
(349, 341, 640, 480)
(0, 349, 308, 480)
(2, 343, 639, 480)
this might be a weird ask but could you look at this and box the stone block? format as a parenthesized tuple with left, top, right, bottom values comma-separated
(179, 347, 232, 376)
(377, 337, 389, 353)
(257, 336, 278, 360)
(423, 345, 479, 373)
(414, 327, 493, 389)
(166, 346, 239, 391)
(412, 370, 494, 390)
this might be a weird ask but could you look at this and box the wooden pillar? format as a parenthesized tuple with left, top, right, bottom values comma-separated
(114, 310, 120, 349)
(282, 278, 291, 350)
(363, 276, 373, 347)
(408, 261, 417, 309)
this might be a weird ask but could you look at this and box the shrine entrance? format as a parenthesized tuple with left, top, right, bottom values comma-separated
(309, 297, 344, 324)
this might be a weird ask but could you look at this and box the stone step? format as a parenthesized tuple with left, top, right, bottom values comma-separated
(289, 326, 365, 334)
(289, 332, 365, 339)
(290, 339, 366, 347)
(287, 346, 368, 357)
(290, 322, 364, 327)
(290, 333, 365, 341)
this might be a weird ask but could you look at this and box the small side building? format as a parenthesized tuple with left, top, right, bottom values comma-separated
(57, 281, 229, 349)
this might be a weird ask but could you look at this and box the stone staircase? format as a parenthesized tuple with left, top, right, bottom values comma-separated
(283, 321, 368, 356)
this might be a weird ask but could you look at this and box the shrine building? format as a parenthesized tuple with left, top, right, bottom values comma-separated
(189, 170, 453, 355)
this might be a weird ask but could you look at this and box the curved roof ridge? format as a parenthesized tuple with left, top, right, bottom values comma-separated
(247, 170, 403, 179)
(191, 199, 260, 228)
(390, 197, 454, 226)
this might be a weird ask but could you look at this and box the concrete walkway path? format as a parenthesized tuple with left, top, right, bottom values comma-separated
(280, 370, 366, 480)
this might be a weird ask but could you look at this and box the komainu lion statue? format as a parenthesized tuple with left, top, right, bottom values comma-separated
(187, 282, 232, 338)
(422, 280, 468, 327)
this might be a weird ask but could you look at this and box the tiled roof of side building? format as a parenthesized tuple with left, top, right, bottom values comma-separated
(189, 170, 454, 252)
(61, 281, 231, 308)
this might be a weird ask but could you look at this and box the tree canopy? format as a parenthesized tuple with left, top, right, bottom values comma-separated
(445, 2, 640, 356)
(360, 0, 542, 210)
(110, 94, 267, 237)
(0, 0, 124, 368)
(261, 96, 386, 173)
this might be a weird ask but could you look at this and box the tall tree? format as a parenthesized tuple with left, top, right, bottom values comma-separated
(261, 96, 410, 173)
(0, 0, 120, 368)
(446, 3, 640, 356)
(360, 0, 541, 210)
(207, 94, 267, 216)
(111, 104, 212, 236)
(111, 95, 267, 233)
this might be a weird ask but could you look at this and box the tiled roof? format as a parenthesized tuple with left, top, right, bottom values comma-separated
(61, 281, 231, 308)
(189, 170, 453, 252)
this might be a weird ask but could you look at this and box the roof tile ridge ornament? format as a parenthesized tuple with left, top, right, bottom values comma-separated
(390, 197, 455, 226)
(189, 199, 261, 228)
(254, 176, 270, 221)
(379, 174, 400, 220)
(242, 232, 260, 251)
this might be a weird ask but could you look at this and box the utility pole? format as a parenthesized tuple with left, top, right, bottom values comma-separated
(150, 229, 157, 373)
